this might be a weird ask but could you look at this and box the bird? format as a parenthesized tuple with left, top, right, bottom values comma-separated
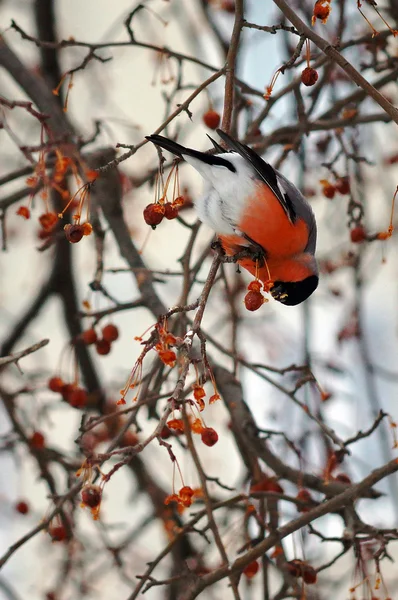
(146, 129, 318, 306)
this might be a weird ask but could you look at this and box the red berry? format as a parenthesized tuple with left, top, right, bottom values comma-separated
(301, 67, 318, 86)
(17, 206, 30, 219)
(221, 0, 235, 12)
(350, 225, 366, 243)
(247, 280, 262, 293)
(49, 525, 67, 542)
(48, 376, 64, 393)
(201, 427, 218, 447)
(45, 592, 57, 600)
(143, 203, 165, 228)
(81, 329, 97, 345)
(15, 500, 29, 515)
(243, 560, 259, 578)
(321, 183, 335, 199)
(61, 383, 76, 402)
(101, 324, 119, 342)
(296, 489, 313, 512)
(81, 485, 102, 508)
(244, 290, 265, 311)
(335, 473, 351, 484)
(95, 338, 111, 355)
(335, 177, 350, 195)
(164, 202, 179, 220)
(64, 224, 84, 243)
(302, 565, 317, 584)
(203, 109, 221, 130)
(30, 431, 45, 450)
(68, 387, 88, 408)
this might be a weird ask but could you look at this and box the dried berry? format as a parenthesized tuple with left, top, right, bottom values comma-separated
(164, 202, 179, 220)
(301, 67, 318, 86)
(102, 324, 119, 342)
(159, 349, 176, 367)
(64, 224, 84, 243)
(143, 203, 165, 228)
(201, 427, 218, 447)
(350, 225, 366, 243)
(48, 376, 64, 393)
(203, 109, 221, 130)
(17, 206, 30, 219)
(81, 484, 102, 508)
(30, 431, 45, 450)
(39, 212, 58, 231)
(81, 328, 97, 345)
(82, 222, 93, 236)
(244, 290, 265, 311)
(95, 338, 111, 355)
(15, 500, 29, 515)
(243, 560, 259, 578)
(335, 473, 351, 484)
(296, 489, 313, 512)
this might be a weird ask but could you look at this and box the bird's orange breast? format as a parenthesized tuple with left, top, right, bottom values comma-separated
(219, 183, 312, 283)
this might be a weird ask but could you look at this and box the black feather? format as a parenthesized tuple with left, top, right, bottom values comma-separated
(215, 129, 296, 222)
(146, 134, 236, 173)
(206, 134, 226, 154)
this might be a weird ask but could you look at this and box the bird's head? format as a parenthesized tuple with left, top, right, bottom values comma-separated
(270, 275, 319, 306)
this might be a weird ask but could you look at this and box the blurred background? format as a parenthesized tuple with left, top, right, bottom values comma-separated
(1, 0, 398, 599)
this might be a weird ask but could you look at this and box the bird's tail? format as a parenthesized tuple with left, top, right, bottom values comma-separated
(146, 134, 235, 170)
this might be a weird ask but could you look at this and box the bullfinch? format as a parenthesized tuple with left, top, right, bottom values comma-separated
(146, 130, 318, 306)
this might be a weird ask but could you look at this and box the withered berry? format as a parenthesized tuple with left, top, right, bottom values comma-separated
(17, 206, 30, 219)
(64, 224, 84, 243)
(203, 109, 221, 130)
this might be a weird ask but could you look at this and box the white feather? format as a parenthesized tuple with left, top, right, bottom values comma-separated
(183, 153, 259, 236)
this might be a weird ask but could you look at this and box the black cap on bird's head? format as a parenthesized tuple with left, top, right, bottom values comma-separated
(270, 276, 319, 306)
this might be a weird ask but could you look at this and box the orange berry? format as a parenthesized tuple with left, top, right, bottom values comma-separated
(301, 67, 318, 86)
(64, 224, 84, 243)
(102, 324, 119, 342)
(48, 376, 64, 393)
(312, 0, 331, 24)
(82, 222, 93, 236)
(81, 484, 102, 508)
(143, 203, 165, 228)
(159, 349, 176, 367)
(201, 427, 218, 447)
(17, 206, 30, 219)
(203, 109, 221, 130)
(81, 329, 97, 345)
(15, 500, 29, 515)
(350, 225, 366, 243)
(243, 560, 259, 578)
(244, 290, 265, 311)
(30, 431, 45, 450)
(95, 338, 111, 355)
(193, 385, 206, 400)
(247, 280, 262, 293)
